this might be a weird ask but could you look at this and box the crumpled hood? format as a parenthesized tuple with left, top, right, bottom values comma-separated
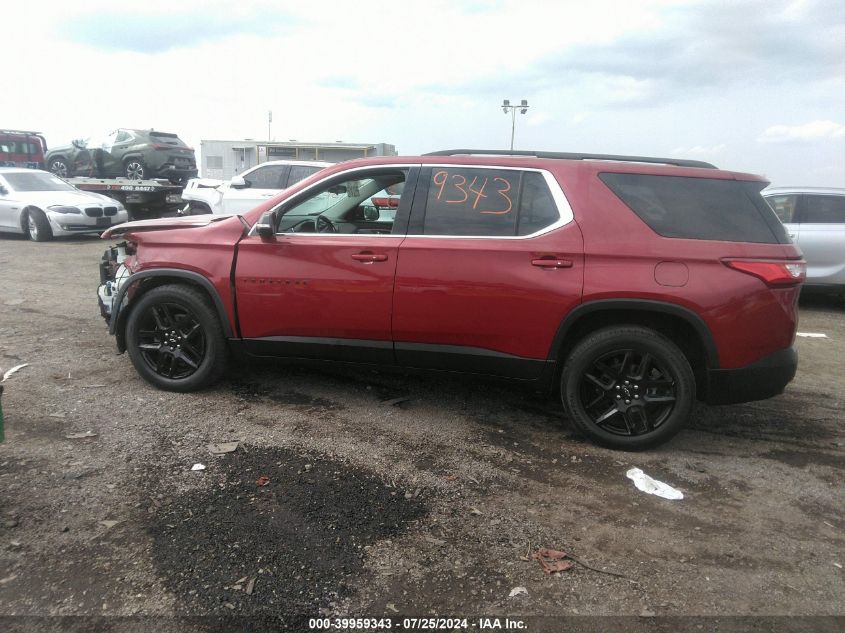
(101, 214, 232, 238)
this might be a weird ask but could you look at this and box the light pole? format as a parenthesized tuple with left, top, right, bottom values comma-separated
(268, 110, 273, 141)
(502, 99, 529, 151)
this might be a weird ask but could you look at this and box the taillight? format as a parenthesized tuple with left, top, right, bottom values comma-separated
(723, 259, 806, 287)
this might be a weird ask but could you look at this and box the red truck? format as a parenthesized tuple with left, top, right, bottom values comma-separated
(0, 129, 47, 169)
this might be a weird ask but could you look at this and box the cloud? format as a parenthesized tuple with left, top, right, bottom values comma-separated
(671, 144, 727, 156)
(758, 120, 845, 143)
(522, 0, 845, 106)
(62, 8, 296, 53)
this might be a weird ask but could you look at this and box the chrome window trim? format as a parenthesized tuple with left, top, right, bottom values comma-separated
(246, 163, 574, 239)
(248, 163, 419, 237)
(409, 164, 573, 240)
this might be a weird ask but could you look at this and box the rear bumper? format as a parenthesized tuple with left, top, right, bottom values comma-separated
(703, 347, 797, 405)
(156, 164, 198, 180)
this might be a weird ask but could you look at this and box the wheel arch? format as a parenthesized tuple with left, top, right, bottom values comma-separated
(551, 299, 719, 397)
(20, 205, 45, 232)
(110, 269, 233, 353)
(122, 154, 145, 166)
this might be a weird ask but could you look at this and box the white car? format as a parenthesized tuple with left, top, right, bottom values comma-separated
(763, 186, 845, 290)
(181, 160, 332, 216)
(0, 168, 129, 241)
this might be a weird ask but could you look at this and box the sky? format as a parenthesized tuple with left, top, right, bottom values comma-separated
(4, 0, 844, 186)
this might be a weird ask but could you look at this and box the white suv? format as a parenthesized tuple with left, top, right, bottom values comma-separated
(181, 160, 332, 216)
(763, 187, 845, 290)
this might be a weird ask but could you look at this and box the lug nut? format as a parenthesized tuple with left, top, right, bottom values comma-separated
(625, 399, 631, 404)
(634, 385, 639, 390)
(634, 395, 639, 399)
(616, 395, 621, 399)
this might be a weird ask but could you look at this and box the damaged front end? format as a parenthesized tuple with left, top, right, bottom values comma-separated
(97, 243, 134, 351)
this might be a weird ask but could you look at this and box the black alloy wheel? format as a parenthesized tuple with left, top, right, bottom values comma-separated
(578, 348, 676, 436)
(135, 302, 206, 380)
(125, 284, 227, 391)
(562, 326, 695, 450)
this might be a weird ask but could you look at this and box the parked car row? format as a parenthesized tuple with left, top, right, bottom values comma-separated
(96, 149, 806, 450)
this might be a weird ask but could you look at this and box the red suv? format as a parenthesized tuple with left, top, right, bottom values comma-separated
(97, 150, 804, 449)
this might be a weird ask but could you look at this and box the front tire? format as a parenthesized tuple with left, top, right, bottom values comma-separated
(24, 208, 53, 242)
(561, 326, 695, 450)
(125, 284, 227, 391)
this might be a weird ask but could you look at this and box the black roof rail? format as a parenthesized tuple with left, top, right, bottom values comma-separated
(423, 149, 717, 169)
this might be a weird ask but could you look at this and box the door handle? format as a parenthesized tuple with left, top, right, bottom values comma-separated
(531, 258, 573, 269)
(351, 252, 388, 263)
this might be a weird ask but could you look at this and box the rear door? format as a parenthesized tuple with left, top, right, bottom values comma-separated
(392, 165, 584, 379)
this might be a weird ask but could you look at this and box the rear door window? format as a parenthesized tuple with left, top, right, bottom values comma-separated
(600, 173, 789, 244)
(421, 168, 561, 237)
(287, 165, 324, 187)
(802, 194, 845, 223)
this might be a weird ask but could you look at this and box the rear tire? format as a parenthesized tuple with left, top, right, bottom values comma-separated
(561, 326, 695, 450)
(124, 158, 146, 180)
(125, 284, 227, 392)
(24, 208, 53, 242)
(49, 158, 69, 178)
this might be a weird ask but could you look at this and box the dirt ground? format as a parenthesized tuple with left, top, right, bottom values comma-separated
(0, 235, 843, 632)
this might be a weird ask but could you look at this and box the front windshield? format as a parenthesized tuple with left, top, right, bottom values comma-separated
(4, 172, 76, 192)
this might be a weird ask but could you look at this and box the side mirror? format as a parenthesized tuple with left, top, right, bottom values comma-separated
(72, 138, 86, 149)
(231, 175, 248, 189)
(362, 206, 379, 221)
(255, 211, 276, 238)
(0, 185, 7, 196)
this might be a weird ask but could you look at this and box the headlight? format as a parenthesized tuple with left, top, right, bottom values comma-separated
(49, 205, 82, 214)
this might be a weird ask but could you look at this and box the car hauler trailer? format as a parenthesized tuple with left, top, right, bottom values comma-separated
(65, 176, 184, 219)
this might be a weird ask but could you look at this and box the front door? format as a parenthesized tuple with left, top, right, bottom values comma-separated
(235, 165, 417, 364)
(0, 175, 19, 229)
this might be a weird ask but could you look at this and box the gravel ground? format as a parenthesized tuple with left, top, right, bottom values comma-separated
(0, 235, 843, 632)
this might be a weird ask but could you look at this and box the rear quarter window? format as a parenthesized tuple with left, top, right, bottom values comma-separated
(600, 173, 789, 244)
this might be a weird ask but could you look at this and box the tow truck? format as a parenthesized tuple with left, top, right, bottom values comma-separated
(64, 176, 184, 220)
